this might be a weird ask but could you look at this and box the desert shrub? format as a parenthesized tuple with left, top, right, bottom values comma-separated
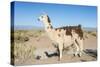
(84, 31, 97, 37)
(12, 42, 36, 64)
(91, 32, 97, 37)
(14, 30, 30, 43)
(13, 30, 44, 43)
(11, 30, 45, 64)
(87, 31, 97, 37)
(32, 30, 44, 38)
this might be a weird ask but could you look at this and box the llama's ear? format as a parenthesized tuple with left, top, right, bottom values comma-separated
(47, 15, 51, 23)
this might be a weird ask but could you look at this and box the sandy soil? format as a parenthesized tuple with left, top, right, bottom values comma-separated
(15, 32, 97, 66)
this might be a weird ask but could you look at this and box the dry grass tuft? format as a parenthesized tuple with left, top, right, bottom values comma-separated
(13, 43, 36, 64)
(83, 31, 97, 39)
(11, 30, 44, 64)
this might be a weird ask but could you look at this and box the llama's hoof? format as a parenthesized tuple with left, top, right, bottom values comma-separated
(78, 52, 82, 57)
(74, 53, 78, 57)
(78, 54, 81, 57)
(73, 53, 82, 57)
(77, 53, 82, 57)
(73, 54, 76, 57)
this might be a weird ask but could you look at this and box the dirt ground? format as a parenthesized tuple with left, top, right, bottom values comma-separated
(14, 30, 97, 66)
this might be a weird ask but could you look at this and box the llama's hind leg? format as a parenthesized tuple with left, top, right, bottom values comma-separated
(78, 39, 83, 57)
(75, 39, 83, 57)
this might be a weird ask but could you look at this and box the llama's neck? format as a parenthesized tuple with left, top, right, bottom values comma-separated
(43, 21, 53, 31)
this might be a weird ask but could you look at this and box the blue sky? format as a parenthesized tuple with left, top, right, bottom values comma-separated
(13, 1, 97, 28)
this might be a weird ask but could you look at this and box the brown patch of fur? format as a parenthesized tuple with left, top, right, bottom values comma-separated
(58, 34, 61, 37)
(59, 29, 61, 32)
(55, 29, 58, 31)
(55, 25, 83, 39)
(69, 25, 83, 39)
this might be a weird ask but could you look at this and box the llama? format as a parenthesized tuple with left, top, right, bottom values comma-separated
(38, 14, 83, 60)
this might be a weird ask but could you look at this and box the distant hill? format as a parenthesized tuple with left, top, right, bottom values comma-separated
(14, 25, 97, 32)
(83, 27, 97, 32)
(14, 26, 44, 30)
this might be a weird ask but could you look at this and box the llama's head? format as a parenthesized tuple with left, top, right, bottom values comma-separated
(38, 14, 51, 23)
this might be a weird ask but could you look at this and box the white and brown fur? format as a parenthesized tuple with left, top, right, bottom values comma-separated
(38, 14, 83, 60)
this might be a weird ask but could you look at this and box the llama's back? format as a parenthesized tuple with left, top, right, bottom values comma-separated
(55, 24, 83, 39)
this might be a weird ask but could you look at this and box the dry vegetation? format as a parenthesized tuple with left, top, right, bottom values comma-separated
(11, 30, 44, 64)
(13, 30, 44, 43)
(83, 30, 97, 39)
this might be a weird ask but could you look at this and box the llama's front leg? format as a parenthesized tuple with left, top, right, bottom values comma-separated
(58, 44, 63, 61)
(74, 40, 79, 56)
